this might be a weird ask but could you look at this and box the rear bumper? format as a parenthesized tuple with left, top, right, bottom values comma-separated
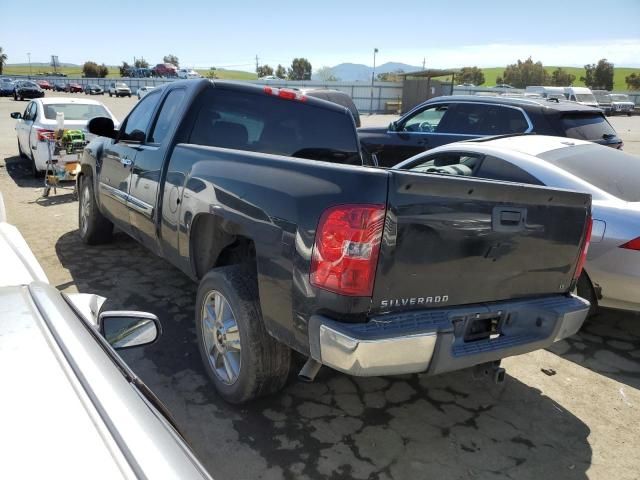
(308, 294, 589, 377)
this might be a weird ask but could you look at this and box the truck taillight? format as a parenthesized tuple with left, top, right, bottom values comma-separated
(263, 86, 306, 102)
(310, 204, 385, 296)
(36, 129, 55, 141)
(573, 216, 593, 280)
(620, 237, 640, 251)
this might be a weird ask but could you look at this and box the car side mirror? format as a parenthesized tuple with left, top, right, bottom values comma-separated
(88, 116, 116, 139)
(388, 121, 398, 131)
(98, 310, 161, 350)
(10, 112, 22, 119)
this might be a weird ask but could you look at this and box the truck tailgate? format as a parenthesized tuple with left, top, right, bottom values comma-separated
(372, 171, 591, 313)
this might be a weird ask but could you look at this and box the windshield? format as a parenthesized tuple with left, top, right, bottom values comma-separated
(575, 94, 597, 103)
(610, 94, 630, 102)
(20, 81, 37, 88)
(116, 82, 127, 88)
(560, 113, 616, 141)
(538, 144, 640, 202)
(43, 103, 110, 121)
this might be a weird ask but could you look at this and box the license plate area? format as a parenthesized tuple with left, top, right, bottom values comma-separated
(464, 312, 503, 342)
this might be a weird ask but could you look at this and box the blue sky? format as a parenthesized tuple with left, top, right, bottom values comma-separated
(1, 0, 639, 70)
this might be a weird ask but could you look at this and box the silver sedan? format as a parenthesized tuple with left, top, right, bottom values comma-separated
(393, 135, 640, 314)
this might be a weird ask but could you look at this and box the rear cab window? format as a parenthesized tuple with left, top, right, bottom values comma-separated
(560, 113, 616, 141)
(188, 87, 361, 165)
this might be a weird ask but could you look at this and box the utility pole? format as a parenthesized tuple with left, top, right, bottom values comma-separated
(422, 57, 426, 70)
(255, 54, 259, 74)
(27, 52, 32, 78)
(369, 48, 378, 115)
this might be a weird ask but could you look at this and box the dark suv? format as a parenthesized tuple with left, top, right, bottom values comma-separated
(358, 95, 623, 167)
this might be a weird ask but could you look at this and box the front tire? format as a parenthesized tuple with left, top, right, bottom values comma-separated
(195, 265, 290, 404)
(78, 175, 113, 244)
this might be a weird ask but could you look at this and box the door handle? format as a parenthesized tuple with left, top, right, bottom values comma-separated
(120, 157, 132, 167)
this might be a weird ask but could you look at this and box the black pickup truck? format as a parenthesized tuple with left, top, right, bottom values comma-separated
(78, 79, 592, 403)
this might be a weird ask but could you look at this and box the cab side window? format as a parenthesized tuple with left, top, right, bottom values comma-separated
(438, 104, 529, 135)
(149, 89, 185, 144)
(120, 92, 161, 143)
(475, 155, 543, 185)
(23, 102, 36, 121)
(402, 105, 448, 133)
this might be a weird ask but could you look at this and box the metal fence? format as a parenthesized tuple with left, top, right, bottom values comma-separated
(8, 75, 404, 113)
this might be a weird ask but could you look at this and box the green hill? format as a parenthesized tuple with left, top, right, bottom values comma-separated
(3, 64, 258, 81)
(481, 66, 639, 91)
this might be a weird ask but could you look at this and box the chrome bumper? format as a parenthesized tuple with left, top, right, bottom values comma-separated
(308, 294, 589, 377)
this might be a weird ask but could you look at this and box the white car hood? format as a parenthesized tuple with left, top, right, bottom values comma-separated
(0, 222, 48, 286)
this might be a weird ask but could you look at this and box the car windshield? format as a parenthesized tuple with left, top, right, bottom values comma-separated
(538, 144, 640, 202)
(116, 83, 127, 88)
(43, 103, 110, 121)
(560, 113, 616, 141)
(21, 81, 37, 88)
(610, 94, 630, 102)
(575, 94, 596, 103)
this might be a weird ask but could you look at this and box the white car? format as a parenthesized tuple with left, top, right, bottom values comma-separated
(394, 135, 640, 314)
(177, 69, 200, 79)
(108, 81, 132, 97)
(137, 85, 156, 99)
(11, 97, 119, 176)
(0, 193, 212, 480)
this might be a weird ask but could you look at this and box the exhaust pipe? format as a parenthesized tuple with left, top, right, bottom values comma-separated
(298, 358, 322, 382)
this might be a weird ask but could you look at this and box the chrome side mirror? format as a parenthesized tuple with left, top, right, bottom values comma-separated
(98, 311, 161, 350)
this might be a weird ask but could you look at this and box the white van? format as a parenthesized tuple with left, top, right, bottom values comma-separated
(564, 87, 598, 107)
(525, 86, 567, 100)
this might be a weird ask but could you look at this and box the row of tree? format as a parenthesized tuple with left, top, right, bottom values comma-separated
(256, 58, 313, 81)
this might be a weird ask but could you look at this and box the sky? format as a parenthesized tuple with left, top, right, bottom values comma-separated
(1, 0, 639, 71)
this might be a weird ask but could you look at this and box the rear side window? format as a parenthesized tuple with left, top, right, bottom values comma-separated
(438, 104, 529, 135)
(188, 88, 361, 164)
(475, 155, 543, 185)
(120, 92, 161, 142)
(560, 113, 616, 141)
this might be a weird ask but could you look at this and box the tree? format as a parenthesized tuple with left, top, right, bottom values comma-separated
(275, 64, 286, 79)
(0, 47, 7, 75)
(316, 66, 338, 81)
(455, 66, 485, 86)
(288, 58, 312, 80)
(377, 69, 404, 82)
(256, 64, 274, 78)
(495, 76, 503, 85)
(163, 54, 179, 68)
(550, 67, 576, 86)
(581, 59, 614, 90)
(626, 73, 640, 90)
(501, 57, 549, 88)
(83, 61, 107, 78)
(134, 58, 149, 69)
(119, 61, 131, 77)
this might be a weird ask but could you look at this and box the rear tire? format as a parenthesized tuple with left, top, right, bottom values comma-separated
(195, 265, 290, 404)
(78, 175, 113, 244)
(576, 271, 598, 317)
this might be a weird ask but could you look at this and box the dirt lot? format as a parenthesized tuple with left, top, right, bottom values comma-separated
(1, 92, 639, 480)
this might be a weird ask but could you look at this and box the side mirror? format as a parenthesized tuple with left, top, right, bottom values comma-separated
(388, 121, 398, 132)
(10, 112, 22, 119)
(98, 311, 161, 350)
(88, 116, 116, 139)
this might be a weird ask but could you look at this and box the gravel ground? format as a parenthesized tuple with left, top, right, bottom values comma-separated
(1, 92, 639, 480)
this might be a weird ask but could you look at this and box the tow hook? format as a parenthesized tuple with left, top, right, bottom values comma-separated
(473, 360, 506, 384)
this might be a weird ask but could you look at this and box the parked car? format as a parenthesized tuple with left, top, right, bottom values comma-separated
(12, 81, 44, 101)
(301, 88, 361, 127)
(609, 94, 635, 116)
(493, 84, 514, 89)
(525, 86, 567, 99)
(108, 81, 132, 97)
(0, 80, 15, 97)
(137, 85, 155, 99)
(78, 79, 591, 403)
(177, 68, 200, 79)
(11, 97, 119, 176)
(84, 84, 104, 95)
(393, 135, 640, 314)
(67, 82, 83, 93)
(358, 95, 623, 167)
(0, 195, 212, 480)
(53, 82, 67, 92)
(565, 87, 598, 107)
(36, 79, 52, 90)
(152, 63, 178, 77)
(593, 89, 612, 115)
